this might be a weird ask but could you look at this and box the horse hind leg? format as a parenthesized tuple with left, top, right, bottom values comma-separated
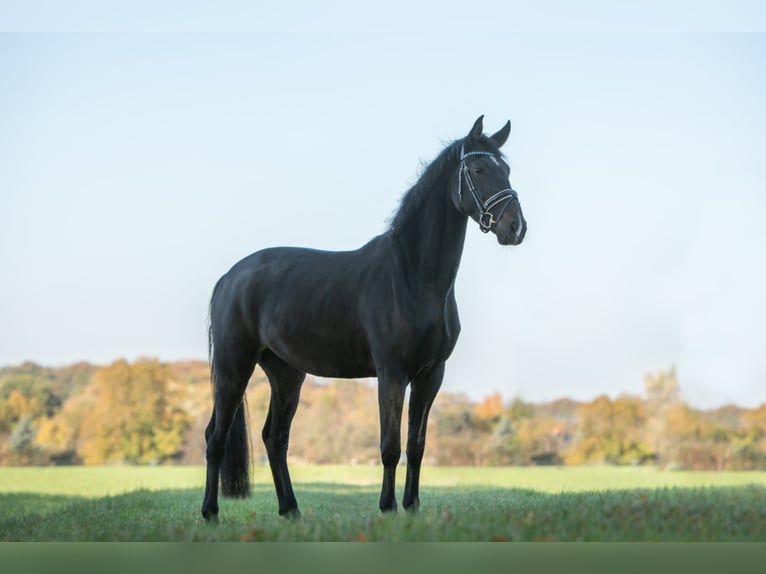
(259, 350, 305, 518)
(201, 362, 254, 522)
(201, 410, 217, 519)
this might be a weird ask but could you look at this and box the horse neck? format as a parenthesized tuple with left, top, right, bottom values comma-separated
(392, 175, 468, 292)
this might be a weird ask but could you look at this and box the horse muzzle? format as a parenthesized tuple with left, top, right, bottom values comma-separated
(495, 208, 527, 246)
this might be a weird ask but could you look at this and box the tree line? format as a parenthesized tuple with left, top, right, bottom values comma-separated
(1, 360, 765, 470)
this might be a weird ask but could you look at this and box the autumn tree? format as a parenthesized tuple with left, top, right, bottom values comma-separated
(486, 397, 530, 464)
(69, 358, 191, 464)
(566, 394, 652, 465)
(739, 404, 766, 469)
(290, 379, 380, 464)
(664, 404, 719, 469)
(644, 366, 681, 466)
(429, 392, 490, 465)
(0, 371, 60, 432)
(473, 392, 504, 432)
(488, 398, 569, 466)
(7, 415, 40, 465)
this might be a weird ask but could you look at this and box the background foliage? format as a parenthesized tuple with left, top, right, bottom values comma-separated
(1, 360, 765, 470)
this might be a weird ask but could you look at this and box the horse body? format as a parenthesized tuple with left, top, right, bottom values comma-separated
(201, 116, 526, 521)
(211, 228, 463, 378)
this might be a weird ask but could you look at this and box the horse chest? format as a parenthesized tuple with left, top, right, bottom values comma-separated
(406, 300, 460, 371)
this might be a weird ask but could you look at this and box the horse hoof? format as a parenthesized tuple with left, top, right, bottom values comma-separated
(380, 501, 398, 514)
(201, 508, 219, 524)
(404, 500, 420, 514)
(280, 507, 302, 520)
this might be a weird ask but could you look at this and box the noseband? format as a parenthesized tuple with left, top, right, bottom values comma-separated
(458, 145, 518, 233)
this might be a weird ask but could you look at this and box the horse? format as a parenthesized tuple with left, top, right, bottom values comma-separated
(201, 115, 527, 521)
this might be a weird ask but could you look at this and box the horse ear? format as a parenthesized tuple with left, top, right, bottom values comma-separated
(466, 115, 484, 144)
(491, 120, 511, 147)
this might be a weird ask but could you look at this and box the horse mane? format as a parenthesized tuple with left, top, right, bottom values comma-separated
(388, 135, 504, 232)
(388, 141, 460, 232)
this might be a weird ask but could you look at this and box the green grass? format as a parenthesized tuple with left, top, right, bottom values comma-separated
(1, 465, 766, 541)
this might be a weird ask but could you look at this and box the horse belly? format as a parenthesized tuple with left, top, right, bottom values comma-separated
(265, 323, 375, 379)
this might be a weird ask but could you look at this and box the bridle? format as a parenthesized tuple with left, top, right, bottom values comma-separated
(458, 144, 518, 233)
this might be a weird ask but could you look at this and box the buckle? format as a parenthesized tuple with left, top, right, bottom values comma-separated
(479, 212, 494, 232)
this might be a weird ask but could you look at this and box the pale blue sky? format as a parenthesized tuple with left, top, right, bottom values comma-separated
(1, 17, 765, 407)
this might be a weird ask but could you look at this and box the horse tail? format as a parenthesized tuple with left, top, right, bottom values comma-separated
(220, 399, 251, 498)
(208, 276, 251, 498)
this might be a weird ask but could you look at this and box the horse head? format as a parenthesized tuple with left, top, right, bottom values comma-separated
(452, 115, 527, 245)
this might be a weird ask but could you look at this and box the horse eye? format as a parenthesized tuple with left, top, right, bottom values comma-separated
(473, 166, 484, 174)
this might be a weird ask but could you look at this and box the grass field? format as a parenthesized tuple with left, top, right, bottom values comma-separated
(1, 465, 766, 541)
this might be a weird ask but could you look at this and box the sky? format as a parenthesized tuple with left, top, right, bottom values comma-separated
(1, 8, 766, 408)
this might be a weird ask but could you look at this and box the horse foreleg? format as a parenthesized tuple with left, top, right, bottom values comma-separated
(402, 362, 444, 513)
(377, 367, 407, 513)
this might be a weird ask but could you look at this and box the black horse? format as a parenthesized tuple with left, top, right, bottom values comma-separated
(201, 116, 527, 521)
